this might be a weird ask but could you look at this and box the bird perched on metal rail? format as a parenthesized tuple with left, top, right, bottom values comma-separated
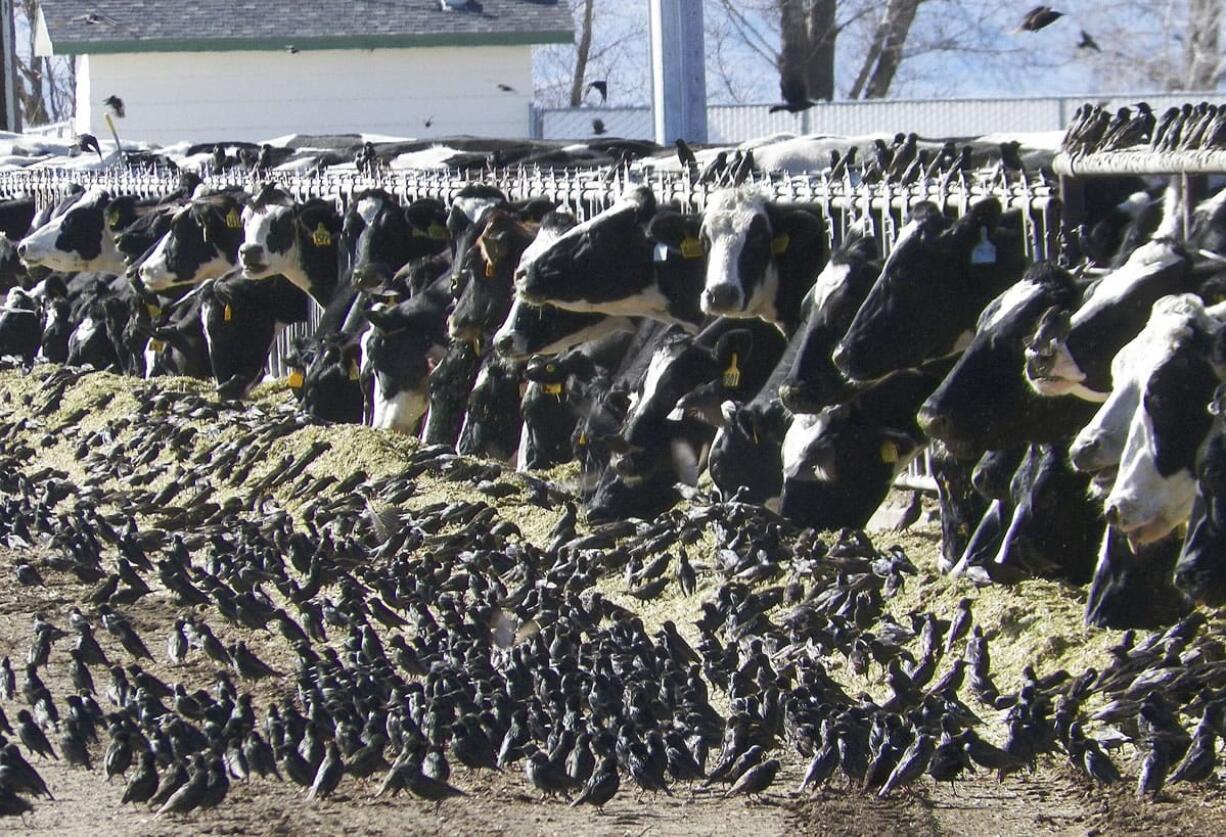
(104, 95, 125, 118)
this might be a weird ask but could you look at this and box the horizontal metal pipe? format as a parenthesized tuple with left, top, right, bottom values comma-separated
(1054, 149, 1226, 176)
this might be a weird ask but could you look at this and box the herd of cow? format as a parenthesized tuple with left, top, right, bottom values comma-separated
(1, 161, 1225, 630)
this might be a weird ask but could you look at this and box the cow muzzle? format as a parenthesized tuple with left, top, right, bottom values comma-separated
(702, 284, 743, 314)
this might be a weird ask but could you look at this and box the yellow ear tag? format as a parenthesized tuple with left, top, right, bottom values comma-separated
(348, 359, 360, 381)
(223, 304, 233, 322)
(752, 424, 759, 445)
(543, 382, 564, 398)
(880, 441, 899, 464)
(577, 433, 588, 446)
(225, 208, 241, 229)
(149, 339, 165, 353)
(723, 352, 742, 388)
(107, 208, 121, 229)
(145, 304, 161, 317)
(771, 233, 790, 255)
(311, 223, 332, 247)
(288, 368, 304, 389)
(680, 236, 705, 259)
(428, 222, 449, 240)
(484, 260, 496, 278)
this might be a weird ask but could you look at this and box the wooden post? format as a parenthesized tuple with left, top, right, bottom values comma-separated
(649, 0, 707, 145)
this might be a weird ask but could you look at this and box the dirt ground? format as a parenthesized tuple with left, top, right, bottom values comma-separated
(1, 368, 1226, 835)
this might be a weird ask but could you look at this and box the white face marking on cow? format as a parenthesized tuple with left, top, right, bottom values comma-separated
(451, 196, 500, 227)
(629, 341, 688, 429)
(978, 278, 1044, 333)
(70, 317, 98, 357)
(512, 219, 569, 287)
(781, 412, 825, 481)
(241, 203, 297, 280)
(1071, 380, 1139, 474)
(356, 196, 385, 228)
(809, 261, 852, 319)
(700, 189, 770, 318)
(1070, 240, 1184, 331)
(17, 187, 125, 274)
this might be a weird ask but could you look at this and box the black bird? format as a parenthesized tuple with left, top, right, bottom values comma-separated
(122, 751, 158, 804)
(571, 755, 618, 811)
(999, 140, 1026, 172)
(879, 733, 933, 797)
(285, 45, 299, 54)
(104, 95, 125, 117)
(525, 749, 572, 800)
(147, 760, 188, 809)
(77, 133, 104, 162)
(725, 758, 780, 799)
(496, 83, 516, 93)
(308, 742, 343, 800)
(14, 562, 43, 587)
(16, 710, 56, 760)
(1077, 30, 1101, 51)
(586, 80, 608, 103)
(1019, 6, 1063, 32)
(674, 139, 698, 172)
(592, 118, 606, 136)
(769, 70, 816, 113)
(157, 755, 209, 816)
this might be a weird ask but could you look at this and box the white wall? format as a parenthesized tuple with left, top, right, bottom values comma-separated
(74, 46, 535, 144)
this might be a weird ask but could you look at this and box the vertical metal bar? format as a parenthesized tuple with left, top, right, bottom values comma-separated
(649, 0, 707, 145)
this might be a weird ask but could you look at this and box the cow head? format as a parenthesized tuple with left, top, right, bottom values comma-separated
(139, 193, 247, 291)
(779, 219, 880, 414)
(699, 188, 824, 332)
(1101, 294, 1223, 547)
(448, 209, 539, 346)
(346, 191, 449, 291)
(1175, 383, 1226, 604)
(918, 262, 1093, 457)
(17, 188, 126, 274)
(241, 187, 344, 302)
(362, 298, 450, 434)
(1024, 239, 1189, 401)
(833, 199, 1022, 383)
(517, 187, 703, 328)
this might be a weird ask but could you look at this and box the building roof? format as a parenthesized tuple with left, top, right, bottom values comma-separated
(36, 0, 574, 55)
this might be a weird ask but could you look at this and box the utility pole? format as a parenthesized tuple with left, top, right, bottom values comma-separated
(0, 0, 16, 132)
(649, 0, 707, 145)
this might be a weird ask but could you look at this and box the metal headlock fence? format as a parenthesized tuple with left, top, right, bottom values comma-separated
(0, 164, 1065, 490)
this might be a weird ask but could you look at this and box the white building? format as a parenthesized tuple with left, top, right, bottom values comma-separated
(34, 0, 573, 145)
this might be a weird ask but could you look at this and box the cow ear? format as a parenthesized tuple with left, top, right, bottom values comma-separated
(646, 211, 700, 246)
(405, 199, 448, 237)
(511, 198, 555, 224)
(765, 206, 824, 258)
(958, 198, 1003, 236)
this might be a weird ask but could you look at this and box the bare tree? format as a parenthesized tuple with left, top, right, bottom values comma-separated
(14, 0, 73, 127)
(850, 0, 923, 99)
(568, 0, 595, 106)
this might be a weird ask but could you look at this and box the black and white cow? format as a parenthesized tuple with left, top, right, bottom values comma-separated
(698, 187, 825, 335)
(0, 197, 35, 242)
(421, 341, 483, 447)
(200, 273, 311, 397)
(833, 198, 1025, 383)
(138, 191, 248, 291)
(1175, 382, 1226, 604)
(0, 288, 43, 362)
(1099, 295, 1224, 547)
(918, 262, 1098, 457)
(778, 218, 880, 414)
(519, 349, 597, 471)
(457, 356, 523, 462)
(517, 187, 706, 329)
(779, 357, 955, 531)
(17, 188, 128, 274)
(238, 188, 346, 305)
(343, 190, 450, 291)
(360, 273, 452, 434)
(492, 211, 635, 361)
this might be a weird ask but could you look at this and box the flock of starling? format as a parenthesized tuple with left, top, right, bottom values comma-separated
(1061, 101, 1226, 156)
(0, 363, 1225, 824)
